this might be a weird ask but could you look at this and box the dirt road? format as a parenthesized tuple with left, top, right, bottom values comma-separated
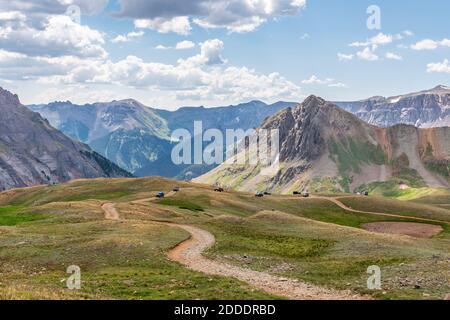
(167, 224, 368, 300)
(101, 201, 367, 300)
(310, 196, 449, 225)
(101, 203, 120, 220)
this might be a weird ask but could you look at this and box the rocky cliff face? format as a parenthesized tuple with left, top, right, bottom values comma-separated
(196, 95, 450, 194)
(335, 85, 450, 128)
(0, 87, 132, 191)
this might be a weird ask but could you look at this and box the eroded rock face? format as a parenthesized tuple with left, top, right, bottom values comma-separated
(0, 87, 131, 191)
(335, 86, 450, 128)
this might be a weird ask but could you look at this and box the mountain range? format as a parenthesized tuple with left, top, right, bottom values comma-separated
(24, 85, 450, 191)
(29, 100, 296, 179)
(0, 87, 131, 191)
(335, 85, 450, 128)
(196, 95, 450, 193)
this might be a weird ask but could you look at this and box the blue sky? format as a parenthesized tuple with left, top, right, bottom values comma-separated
(0, 0, 449, 109)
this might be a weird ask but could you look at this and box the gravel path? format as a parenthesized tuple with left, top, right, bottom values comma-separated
(101, 199, 368, 299)
(101, 203, 120, 220)
(167, 224, 368, 300)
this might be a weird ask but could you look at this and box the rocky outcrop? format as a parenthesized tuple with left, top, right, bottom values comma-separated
(0, 87, 132, 191)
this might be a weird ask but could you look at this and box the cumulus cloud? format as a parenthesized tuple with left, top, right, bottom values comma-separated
(112, 31, 144, 43)
(155, 44, 171, 50)
(427, 59, 450, 73)
(343, 31, 412, 63)
(337, 53, 354, 61)
(135, 16, 192, 35)
(411, 38, 450, 50)
(356, 47, 379, 61)
(301, 75, 347, 88)
(350, 32, 393, 48)
(0, 38, 302, 103)
(0, 0, 108, 17)
(176, 40, 196, 50)
(118, 0, 306, 33)
(182, 39, 227, 66)
(0, 15, 107, 58)
(385, 52, 402, 60)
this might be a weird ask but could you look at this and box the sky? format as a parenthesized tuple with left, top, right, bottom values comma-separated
(0, 0, 449, 110)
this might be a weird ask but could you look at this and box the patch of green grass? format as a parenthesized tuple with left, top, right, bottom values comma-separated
(339, 197, 450, 223)
(159, 198, 205, 212)
(206, 221, 331, 259)
(0, 206, 47, 226)
(263, 198, 409, 229)
(328, 137, 387, 177)
(0, 220, 276, 300)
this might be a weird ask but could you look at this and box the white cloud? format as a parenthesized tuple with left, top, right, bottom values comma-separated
(135, 16, 192, 35)
(328, 82, 347, 88)
(300, 33, 310, 40)
(337, 53, 354, 61)
(356, 47, 379, 61)
(193, 16, 266, 33)
(302, 75, 333, 85)
(0, 0, 108, 16)
(411, 38, 450, 50)
(155, 44, 171, 50)
(118, 0, 306, 33)
(385, 52, 402, 60)
(112, 31, 144, 43)
(182, 39, 226, 66)
(427, 59, 450, 74)
(350, 32, 393, 48)
(301, 75, 347, 88)
(0, 11, 26, 21)
(1, 38, 303, 104)
(402, 30, 414, 37)
(176, 40, 196, 50)
(0, 15, 107, 59)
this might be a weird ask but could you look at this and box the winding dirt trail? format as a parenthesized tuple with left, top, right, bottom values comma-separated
(167, 224, 367, 300)
(310, 196, 449, 225)
(101, 203, 120, 220)
(101, 201, 367, 300)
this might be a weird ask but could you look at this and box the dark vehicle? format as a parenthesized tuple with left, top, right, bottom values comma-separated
(293, 191, 300, 195)
(263, 192, 271, 195)
(255, 192, 264, 197)
(156, 192, 165, 198)
(364, 191, 369, 196)
(173, 187, 180, 192)
(214, 187, 224, 192)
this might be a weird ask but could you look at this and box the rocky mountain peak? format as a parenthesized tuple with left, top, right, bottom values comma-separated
(0, 87, 21, 107)
(301, 95, 327, 108)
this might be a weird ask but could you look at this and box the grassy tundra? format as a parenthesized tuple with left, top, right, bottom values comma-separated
(0, 178, 448, 300)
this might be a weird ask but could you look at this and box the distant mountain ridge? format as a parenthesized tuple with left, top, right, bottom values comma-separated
(196, 95, 450, 194)
(0, 87, 132, 191)
(335, 85, 450, 128)
(29, 100, 296, 178)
